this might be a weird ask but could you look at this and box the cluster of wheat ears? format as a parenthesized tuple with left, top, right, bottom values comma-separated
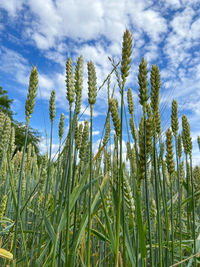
(0, 29, 200, 267)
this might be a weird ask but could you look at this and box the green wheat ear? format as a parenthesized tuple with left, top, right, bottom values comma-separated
(151, 198, 157, 228)
(0, 115, 11, 160)
(25, 66, 38, 125)
(88, 61, 97, 105)
(146, 104, 153, 154)
(178, 133, 182, 159)
(126, 141, 132, 161)
(150, 64, 162, 137)
(182, 115, 192, 156)
(127, 88, 134, 116)
(9, 127, 16, 157)
(75, 56, 83, 114)
(59, 113, 65, 141)
(159, 142, 165, 165)
(123, 174, 135, 220)
(0, 195, 7, 220)
(106, 151, 111, 173)
(129, 117, 137, 142)
(121, 29, 132, 85)
(109, 98, 120, 137)
(150, 64, 161, 114)
(193, 166, 200, 190)
(180, 161, 185, 185)
(103, 113, 111, 147)
(0, 112, 6, 135)
(114, 133, 118, 149)
(79, 120, 89, 161)
(75, 121, 83, 150)
(171, 100, 178, 136)
(165, 128, 175, 179)
(138, 57, 149, 110)
(139, 116, 145, 183)
(66, 58, 74, 105)
(49, 90, 56, 123)
(154, 108, 161, 136)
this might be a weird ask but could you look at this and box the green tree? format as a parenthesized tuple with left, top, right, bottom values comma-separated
(14, 121, 40, 155)
(0, 85, 40, 155)
(0, 86, 13, 118)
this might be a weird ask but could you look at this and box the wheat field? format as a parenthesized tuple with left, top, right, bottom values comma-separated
(0, 29, 200, 267)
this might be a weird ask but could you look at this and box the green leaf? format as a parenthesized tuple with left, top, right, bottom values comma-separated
(44, 216, 56, 243)
(99, 187, 116, 254)
(91, 229, 109, 242)
(35, 241, 51, 267)
(182, 190, 200, 207)
(122, 216, 136, 265)
(57, 176, 102, 234)
(95, 215, 108, 238)
(136, 190, 146, 258)
(70, 173, 109, 257)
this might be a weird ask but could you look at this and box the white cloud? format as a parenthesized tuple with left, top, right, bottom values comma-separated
(162, 0, 181, 9)
(11, 98, 22, 114)
(144, 43, 159, 62)
(163, 6, 199, 70)
(38, 74, 55, 99)
(0, 0, 24, 16)
(39, 135, 60, 158)
(0, 0, 167, 51)
(170, 7, 194, 37)
(190, 18, 200, 40)
(131, 8, 167, 42)
(45, 50, 66, 66)
(32, 33, 53, 50)
(0, 46, 29, 87)
(93, 130, 100, 136)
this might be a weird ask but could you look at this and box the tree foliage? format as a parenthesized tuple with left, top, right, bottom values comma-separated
(0, 85, 40, 155)
(0, 86, 13, 118)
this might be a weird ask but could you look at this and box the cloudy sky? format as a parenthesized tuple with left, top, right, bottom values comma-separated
(0, 0, 199, 163)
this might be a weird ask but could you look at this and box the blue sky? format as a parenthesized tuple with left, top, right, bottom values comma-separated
(0, 0, 199, 163)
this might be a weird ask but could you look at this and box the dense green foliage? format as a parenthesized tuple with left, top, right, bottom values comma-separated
(0, 86, 13, 118)
(0, 85, 40, 155)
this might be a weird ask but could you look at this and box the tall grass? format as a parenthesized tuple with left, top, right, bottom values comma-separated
(0, 29, 200, 267)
